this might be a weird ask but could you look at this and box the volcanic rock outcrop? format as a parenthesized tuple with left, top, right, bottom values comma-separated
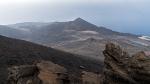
(7, 61, 101, 84)
(102, 43, 150, 84)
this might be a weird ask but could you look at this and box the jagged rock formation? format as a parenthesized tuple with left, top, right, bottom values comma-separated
(8, 61, 101, 84)
(103, 43, 150, 84)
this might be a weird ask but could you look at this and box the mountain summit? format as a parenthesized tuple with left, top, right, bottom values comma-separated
(72, 17, 97, 29)
(74, 17, 86, 22)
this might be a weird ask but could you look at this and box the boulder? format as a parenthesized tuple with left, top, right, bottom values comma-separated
(7, 65, 41, 84)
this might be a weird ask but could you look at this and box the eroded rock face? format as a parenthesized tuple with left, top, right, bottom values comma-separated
(103, 43, 150, 84)
(37, 61, 69, 84)
(7, 61, 102, 84)
(7, 61, 69, 84)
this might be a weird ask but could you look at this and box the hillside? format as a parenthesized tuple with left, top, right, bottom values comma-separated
(0, 35, 102, 84)
(2, 18, 150, 60)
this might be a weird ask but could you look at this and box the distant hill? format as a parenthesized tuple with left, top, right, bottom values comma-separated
(8, 22, 50, 31)
(31, 18, 138, 43)
(1, 18, 150, 60)
(0, 25, 26, 38)
(0, 35, 102, 84)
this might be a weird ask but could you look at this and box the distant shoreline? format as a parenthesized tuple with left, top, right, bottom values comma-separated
(139, 36, 150, 41)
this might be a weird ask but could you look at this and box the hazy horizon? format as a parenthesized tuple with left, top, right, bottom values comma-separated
(0, 0, 150, 35)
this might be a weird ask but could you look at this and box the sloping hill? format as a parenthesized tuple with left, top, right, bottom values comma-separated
(29, 18, 138, 43)
(7, 18, 138, 44)
(4, 18, 150, 60)
(0, 35, 102, 84)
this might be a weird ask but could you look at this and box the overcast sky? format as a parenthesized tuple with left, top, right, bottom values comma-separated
(0, 0, 150, 35)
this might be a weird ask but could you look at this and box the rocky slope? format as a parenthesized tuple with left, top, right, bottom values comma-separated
(6, 42, 150, 84)
(0, 35, 102, 84)
(102, 43, 150, 84)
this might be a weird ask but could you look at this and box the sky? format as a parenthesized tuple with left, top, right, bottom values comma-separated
(0, 0, 150, 35)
